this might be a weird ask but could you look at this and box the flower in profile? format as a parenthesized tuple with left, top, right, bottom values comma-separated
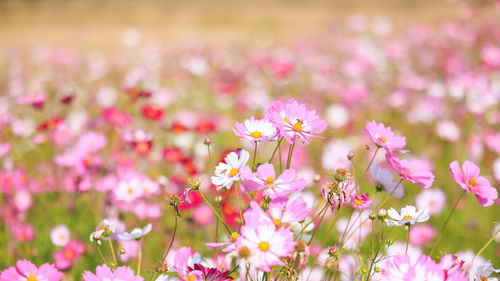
(118, 223, 152, 240)
(0, 259, 63, 281)
(233, 117, 277, 143)
(53, 240, 85, 270)
(170, 247, 203, 281)
(385, 152, 434, 188)
(211, 149, 250, 190)
(50, 225, 71, 247)
(90, 219, 117, 245)
(82, 264, 143, 281)
(385, 205, 429, 226)
(350, 193, 374, 210)
(364, 120, 408, 152)
(266, 99, 327, 144)
(449, 160, 498, 206)
(469, 260, 500, 281)
(369, 163, 405, 198)
(241, 163, 306, 199)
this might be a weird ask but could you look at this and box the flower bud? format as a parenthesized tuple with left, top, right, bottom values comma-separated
(377, 208, 387, 219)
(347, 151, 355, 160)
(369, 213, 377, 221)
(313, 174, 321, 183)
(328, 247, 338, 256)
(119, 248, 126, 255)
(203, 138, 212, 145)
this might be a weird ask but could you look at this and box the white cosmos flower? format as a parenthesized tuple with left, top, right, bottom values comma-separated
(233, 117, 278, 143)
(469, 260, 500, 281)
(50, 224, 71, 247)
(370, 163, 405, 198)
(385, 205, 429, 226)
(211, 149, 250, 190)
(118, 223, 152, 240)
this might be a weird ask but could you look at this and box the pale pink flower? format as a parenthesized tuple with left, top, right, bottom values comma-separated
(170, 247, 203, 281)
(233, 117, 277, 143)
(0, 259, 63, 281)
(415, 188, 446, 215)
(266, 99, 327, 144)
(235, 221, 295, 271)
(385, 152, 435, 188)
(211, 149, 250, 190)
(244, 198, 309, 228)
(50, 225, 71, 247)
(449, 160, 498, 206)
(364, 120, 408, 152)
(409, 224, 437, 246)
(82, 264, 143, 281)
(241, 163, 306, 199)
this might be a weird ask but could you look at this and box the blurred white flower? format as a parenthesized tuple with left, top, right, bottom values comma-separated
(50, 225, 71, 247)
(118, 223, 152, 240)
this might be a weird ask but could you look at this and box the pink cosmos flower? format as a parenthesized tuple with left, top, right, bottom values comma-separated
(170, 247, 203, 281)
(364, 120, 408, 152)
(385, 152, 435, 188)
(241, 163, 306, 199)
(82, 264, 143, 281)
(53, 240, 85, 270)
(415, 188, 446, 215)
(0, 259, 63, 281)
(449, 160, 498, 206)
(244, 198, 309, 229)
(233, 117, 277, 143)
(409, 224, 437, 246)
(350, 193, 374, 210)
(235, 221, 295, 272)
(266, 99, 327, 144)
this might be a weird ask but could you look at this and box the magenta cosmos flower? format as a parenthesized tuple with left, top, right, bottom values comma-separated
(233, 116, 277, 143)
(266, 99, 327, 144)
(0, 259, 63, 281)
(385, 152, 434, 188)
(82, 264, 143, 281)
(364, 120, 408, 152)
(350, 193, 374, 210)
(449, 160, 498, 206)
(53, 240, 85, 270)
(241, 163, 306, 199)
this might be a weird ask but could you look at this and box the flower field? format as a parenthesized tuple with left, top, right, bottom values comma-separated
(0, 1, 500, 280)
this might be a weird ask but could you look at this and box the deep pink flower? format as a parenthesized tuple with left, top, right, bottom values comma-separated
(266, 99, 327, 144)
(82, 264, 143, 281)
(350, 193, 374, 210)
(385, 152, 435, 188)
(449, 160, 498, 206)
(0, 259, 63, 281)
(364, 120, 408, 152)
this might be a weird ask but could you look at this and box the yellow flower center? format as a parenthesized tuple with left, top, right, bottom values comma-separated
(229, 168, 239, 177)
(272, 218, 282, 228)
(127, 187, 134, 194)
(136, 141, 149, 152)
(405, 167, 411, 172)
(65, 249, 74, 259)
(292, 120, 303, 132)
(27, 275, 37, 281)
(354, 198, 363, 205)
(258, 241, 270, 252)
(238, 246, 251, 258)
(230, 232, 239, 242)
(265, 176, 275, 188)
(251, 131, 262, 138)
(185, 274, 196, 281)
(380, 136, 387, 143)
(402, 215, 413, 220)
(468, 177, 477, 188)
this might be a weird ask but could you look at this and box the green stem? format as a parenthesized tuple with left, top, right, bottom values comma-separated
(365, 146, 380, 173)
(198, 189, 231, 235)
(308, 204, 329, 245)
(161, 205, 178, 261)
(268, 137, 283, 163)
(296, 203, 329, 239)
(235, 183, 244, 225)
(471, 225, 500, 267)
(107, 238, 118, 266)
(405, 225, 410, 254)
(96, 245, 108, 265)
(286, 140, 296, 170)
(137, 241, 142, 276)
(252, 142, 258, 169)
(430, 190, 466, 257)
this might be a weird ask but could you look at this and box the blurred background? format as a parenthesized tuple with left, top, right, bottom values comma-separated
(0, 0, 497, 51)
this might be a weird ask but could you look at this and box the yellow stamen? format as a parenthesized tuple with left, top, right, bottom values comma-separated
(238, 246, 251, 258)
(265, 176, 275, 188)
(402, 215, 413, 220)
(272, 218, 282, 228)
(292, 120, 303, 132)
(468, 177, 477, 188)
(354, 198, 363, 205)
(185, 274, 196, 281)
(380, 136, 387, 143)
(229, 168, 239, 177)
(27, 275, 37, 281)
(65, 250, 74, 259)
(251, 131, 262, 138)
(230, 232, 239, 242)
(258, 241, 270, 252)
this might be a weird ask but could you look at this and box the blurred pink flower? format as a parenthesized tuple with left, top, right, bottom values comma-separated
(364, 120, 408, 153)
(0, 259, 63, 281)
(449, 160, 498, 206)
(409, 224, 437, 246)
(53, 240, 85, 270)
(82, 264, 143, 281)
(385, 152, 435, 188)
(415, 188, 446, 215)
